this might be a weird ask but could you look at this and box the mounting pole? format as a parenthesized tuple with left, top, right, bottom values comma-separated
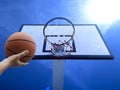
(52, 60, 65, 90)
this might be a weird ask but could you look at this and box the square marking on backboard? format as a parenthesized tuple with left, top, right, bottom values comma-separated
(43, 35, 76, 52)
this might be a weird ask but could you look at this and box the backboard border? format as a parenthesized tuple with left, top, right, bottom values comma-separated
(19, 24, 114, 60)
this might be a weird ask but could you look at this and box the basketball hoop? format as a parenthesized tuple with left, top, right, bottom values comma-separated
(43, 17, 75, 57)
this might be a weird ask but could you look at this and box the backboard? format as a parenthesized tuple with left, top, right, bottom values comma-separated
(19, 24, 113, 59)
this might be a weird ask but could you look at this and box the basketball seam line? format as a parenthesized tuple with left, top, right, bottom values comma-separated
(6, 46, 33, 57)
(7, 39, 36, 46)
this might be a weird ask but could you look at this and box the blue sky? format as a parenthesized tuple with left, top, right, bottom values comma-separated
(0, 0, 120, 90)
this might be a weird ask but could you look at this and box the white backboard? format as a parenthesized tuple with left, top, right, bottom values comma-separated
(20, 24, 113, 59)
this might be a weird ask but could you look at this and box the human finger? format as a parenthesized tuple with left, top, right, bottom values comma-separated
(12, 60, 29, 67)
(18, 60, 29, 66)
(17, 50, 29, 58)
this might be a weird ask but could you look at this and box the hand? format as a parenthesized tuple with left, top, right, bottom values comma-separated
(6, 50, 29, 67)
(0, 50, 29, 75)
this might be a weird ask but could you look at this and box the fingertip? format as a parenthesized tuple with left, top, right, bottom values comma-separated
(18, 60, 29, 66)
(23, 62, 29, 66)
(18, 50, 29, 57)
(23, 50, 29, 56)
(24, 50, 29, 55)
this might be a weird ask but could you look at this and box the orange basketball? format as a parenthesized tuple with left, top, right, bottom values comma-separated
(5, 32, 36, 62)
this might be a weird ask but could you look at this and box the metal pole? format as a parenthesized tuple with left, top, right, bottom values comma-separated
(52, 60, 65, 90)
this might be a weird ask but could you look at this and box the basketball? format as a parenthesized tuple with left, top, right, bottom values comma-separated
(5, 32, 36, 62)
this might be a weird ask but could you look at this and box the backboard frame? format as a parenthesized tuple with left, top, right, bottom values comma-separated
(19, 24, 114, 60)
